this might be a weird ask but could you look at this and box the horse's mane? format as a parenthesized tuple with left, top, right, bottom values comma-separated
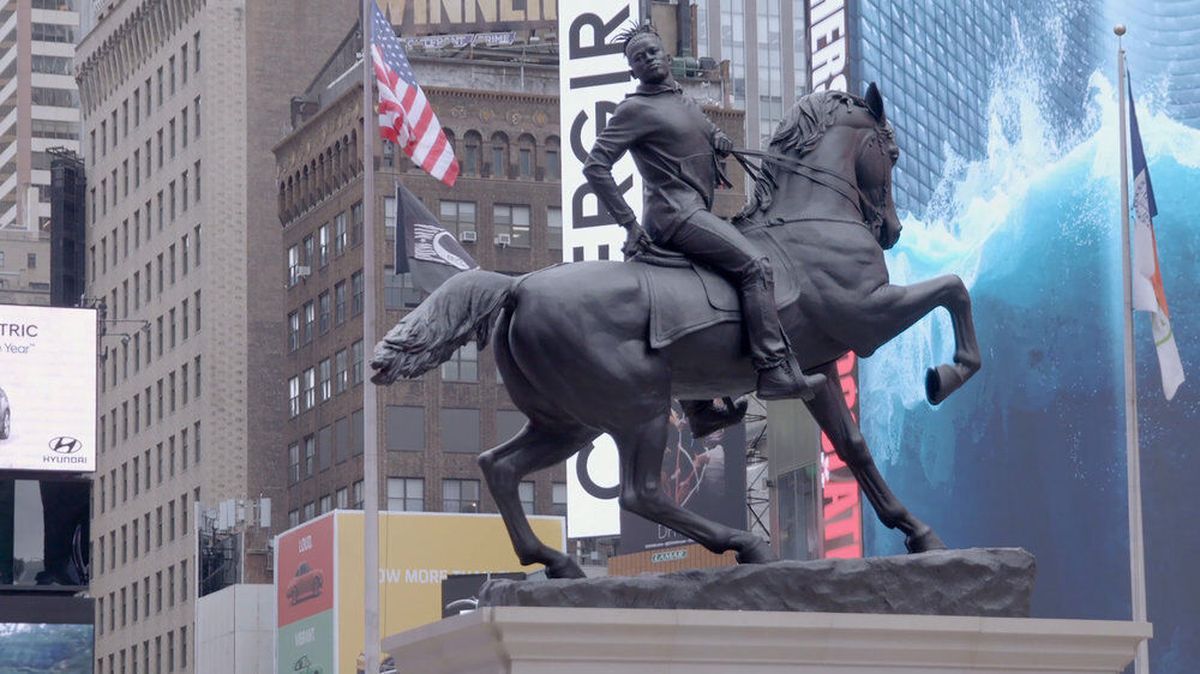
(738, 90, 862, 219)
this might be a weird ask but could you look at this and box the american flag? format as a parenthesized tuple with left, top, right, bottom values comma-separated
(370, 1, 459, 186)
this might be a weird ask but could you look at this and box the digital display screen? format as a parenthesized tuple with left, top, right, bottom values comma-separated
(0, 622, 93, 672)
(0, 305, 97, 472)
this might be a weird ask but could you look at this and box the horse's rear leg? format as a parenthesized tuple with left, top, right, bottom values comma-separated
(862, 275, 981, 404)
(613, 415, 775, 564)
(478, 423, 598, 579)
(804, 362, 945, 553)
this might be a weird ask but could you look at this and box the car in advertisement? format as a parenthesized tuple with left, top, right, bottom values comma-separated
(0, 386, 10, 440)
(286, 562, 325, 606)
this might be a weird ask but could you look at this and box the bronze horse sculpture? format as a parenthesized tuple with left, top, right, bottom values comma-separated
(371, 84, 981, 579)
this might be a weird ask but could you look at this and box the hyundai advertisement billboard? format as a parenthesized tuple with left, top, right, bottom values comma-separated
(0, 306, 97, 473)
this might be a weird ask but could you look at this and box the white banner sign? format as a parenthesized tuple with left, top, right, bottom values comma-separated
(559, 0, 642, 537)
(0, 306, 97, 472)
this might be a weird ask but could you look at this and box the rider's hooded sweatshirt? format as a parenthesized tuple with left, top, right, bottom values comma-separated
(584, 81, 731, 241)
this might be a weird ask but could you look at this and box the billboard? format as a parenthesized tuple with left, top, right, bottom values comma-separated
(274, 511, 565, 674)
(379, 0, 556, 35)
(843, 1, 1199, 671)
(0, 306, 97, 473)
(618, 402, 747, 554)
(559, 0, 644, 538)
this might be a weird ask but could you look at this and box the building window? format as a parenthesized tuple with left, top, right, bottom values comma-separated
(289, 510, 300, 528)
(552, 482, 567, 517)
(351, 341, 364, 385)
(519, 481, 535, 514)
(317, 224, 330, 267)
(547, 207, 563, 250)
(318, 291, 331, 334)
(334, 349, 349, 394)
(489, 132, 509, 178)
(303, 301, 316, 344)
(385, 406, 425, 451)
(443, 479, 480, 513)
(319, 359, 333, 400)
(440, 408, 480, 453)
(334, 212, 348, 255)
(288, 376, 300, 418)
(441, 343, 477, 382)
(304, 436, 316, 477)
(288, 444, 300, 484)
(302, 367, 316, 410)
(438, 200, 476, 238)
(493, 204, 531, 248)
(462, 131, 482, 175)
(517, 134, 536, 179)
(287, 311, 300, 351)
(383, 196, 397, 240)
(351, 202, 364, 247)
(546, 136, 561, 179)
(384, 270, 422, 310)
(334, 280, 347, 324)
(351, 271, 364, 316)
(352, 480, 364, 509)
(336, 487, 349, 509)
(387, 478, 424, 512)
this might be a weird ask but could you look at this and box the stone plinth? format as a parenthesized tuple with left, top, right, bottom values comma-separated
(480, 548, 1036, 618)
(382, 606, 1150, 674)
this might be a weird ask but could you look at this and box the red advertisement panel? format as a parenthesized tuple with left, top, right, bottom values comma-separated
(821, 353, 863, 558)
(277, 514, 335, 628)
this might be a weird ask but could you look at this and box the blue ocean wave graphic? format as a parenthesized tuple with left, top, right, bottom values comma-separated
(858, 64, 1200, 662)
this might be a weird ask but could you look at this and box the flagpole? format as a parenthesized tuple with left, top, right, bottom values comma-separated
(361, 1, 382, 673)
(1115, 24, 1150, 674)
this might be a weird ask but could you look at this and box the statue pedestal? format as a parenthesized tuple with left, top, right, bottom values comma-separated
(382, 607, 1149, 674)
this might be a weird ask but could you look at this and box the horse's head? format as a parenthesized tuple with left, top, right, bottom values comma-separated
(856, 82, 903, 249)
(744, 83, 903, 249)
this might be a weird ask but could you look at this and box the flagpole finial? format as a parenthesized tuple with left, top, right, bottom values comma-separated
(1114, 24, 1127, 36)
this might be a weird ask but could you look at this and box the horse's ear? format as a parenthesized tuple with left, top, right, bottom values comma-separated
(865, 82, 886, 122)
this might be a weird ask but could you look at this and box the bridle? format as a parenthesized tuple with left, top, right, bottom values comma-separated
(731, 124, 891, 241)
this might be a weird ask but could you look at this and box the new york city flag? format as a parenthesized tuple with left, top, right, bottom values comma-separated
(1129, 76, 1185, 400)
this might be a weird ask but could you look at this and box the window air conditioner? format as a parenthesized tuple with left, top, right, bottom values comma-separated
(494, 233, 512, 247)
(295, 265, 312, 279)
(460, 230, 477, 243)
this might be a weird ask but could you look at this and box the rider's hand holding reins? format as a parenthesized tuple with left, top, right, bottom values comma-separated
(621, 220, 652, 259)
(713, 132, 733, 157)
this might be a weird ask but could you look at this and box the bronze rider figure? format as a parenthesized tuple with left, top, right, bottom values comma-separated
(584, 23, 826, 407)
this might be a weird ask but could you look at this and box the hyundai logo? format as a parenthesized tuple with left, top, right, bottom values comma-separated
(49, 437, 83, 454)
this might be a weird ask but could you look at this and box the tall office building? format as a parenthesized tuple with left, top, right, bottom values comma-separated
(693, 0, 809, 149)
(74, 1, 355, 672)
(847, 0, 1103, 213)
(0, 0, 80, 305)
(276, 35, 570, 535)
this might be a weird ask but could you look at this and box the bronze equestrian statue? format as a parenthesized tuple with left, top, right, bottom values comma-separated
(371, 34, 981, 579)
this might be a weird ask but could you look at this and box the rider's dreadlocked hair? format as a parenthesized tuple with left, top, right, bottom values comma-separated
(616, 20, 660, 57)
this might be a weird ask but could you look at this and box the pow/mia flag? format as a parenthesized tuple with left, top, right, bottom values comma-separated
(394, 181, 478, 294)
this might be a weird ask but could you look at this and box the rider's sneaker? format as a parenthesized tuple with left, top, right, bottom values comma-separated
(756, 359, 826, 401)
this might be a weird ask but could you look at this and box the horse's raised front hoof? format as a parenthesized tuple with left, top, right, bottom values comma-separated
(733, 534, 778, 565)
(545, 555, 587, 579)
(905, 527, 946, 554)
(925, 364, 965, 406)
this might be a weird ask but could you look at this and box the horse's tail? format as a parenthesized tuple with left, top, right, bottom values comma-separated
(370, 270, 515, 384)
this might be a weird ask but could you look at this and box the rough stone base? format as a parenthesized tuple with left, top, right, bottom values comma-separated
(479, 547, 1035, 618)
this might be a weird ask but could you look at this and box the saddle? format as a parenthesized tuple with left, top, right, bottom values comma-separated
(632, 229, 804, 349)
